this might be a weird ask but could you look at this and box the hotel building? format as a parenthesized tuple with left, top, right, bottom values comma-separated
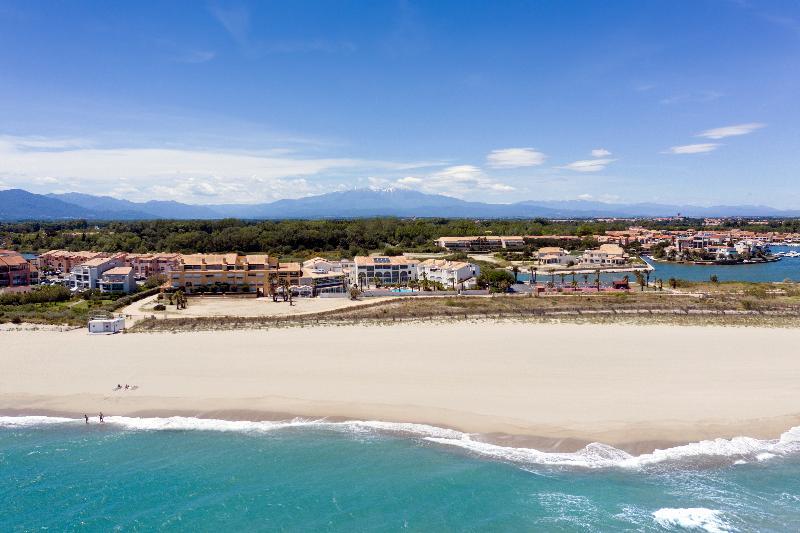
(351, 256, 419, 287)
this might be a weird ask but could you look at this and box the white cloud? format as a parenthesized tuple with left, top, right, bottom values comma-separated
(0, 135, 434, 203)
(487, 147, 546, 168)
(591, 148, 611, 157)
(560, 158, 616, 172)
(393, 165, 514, 196)
(697, 123, 765, 139)
(666, 143, 720, 154)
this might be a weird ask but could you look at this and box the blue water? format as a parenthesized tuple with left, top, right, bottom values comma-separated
(2, 417, 800, 531)
(643, 246, 800, 283)
(517, 246, 800, 285)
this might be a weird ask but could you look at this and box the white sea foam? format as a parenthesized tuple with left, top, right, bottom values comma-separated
(652, 507, 732, 532)
(0, 416, 74, 427)
(426, 426, 800, 469)
(2, 415, 799, 470)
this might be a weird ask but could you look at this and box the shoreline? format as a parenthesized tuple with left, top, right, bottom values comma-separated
(3, 407, 799, 458)
(3, 322, 800, 454)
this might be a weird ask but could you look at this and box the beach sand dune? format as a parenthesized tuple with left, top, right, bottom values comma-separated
(2, 322, 799, 452)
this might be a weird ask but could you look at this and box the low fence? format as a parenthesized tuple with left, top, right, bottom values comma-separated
(131, 302, 800, 332)
(360, 289, 490, 297)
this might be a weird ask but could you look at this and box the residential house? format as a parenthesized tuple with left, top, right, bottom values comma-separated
(535, 247, 571, 265)
(580, 244, 629, 266)
(417, 259, 480, 289)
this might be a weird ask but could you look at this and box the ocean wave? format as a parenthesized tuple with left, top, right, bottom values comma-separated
(652, 508, 732, 532)
(427, 426, 800, 469)
(2, 415, 799, 470)
(0, 416, 74, 427)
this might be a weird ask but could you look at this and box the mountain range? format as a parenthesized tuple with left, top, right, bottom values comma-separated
(0, 188, 798, 221)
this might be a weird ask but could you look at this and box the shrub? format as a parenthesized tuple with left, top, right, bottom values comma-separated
(143, 274, 167, 289)
(153, 304, 166, 311)
(0, 285, 71, 305)
(11, 316, 22, 324)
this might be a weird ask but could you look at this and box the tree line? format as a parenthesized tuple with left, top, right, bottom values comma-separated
(1, 217, 796, 258)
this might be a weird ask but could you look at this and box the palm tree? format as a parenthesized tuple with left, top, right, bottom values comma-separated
(634, 271, 645, 291)
(595, 269, 601, 291)
(583, 273, 589, 288)
(559, 273, 566, 287)
(530, 266, 538, 286)
(512, 265, 519, 283)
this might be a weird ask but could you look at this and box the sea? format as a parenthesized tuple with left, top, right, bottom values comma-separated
(2, 416, 800, 531)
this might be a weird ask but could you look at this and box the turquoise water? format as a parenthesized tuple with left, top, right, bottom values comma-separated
(2, 417, 800, 531)
(517, 246, 799, 285)
(644, 246, 799, 283)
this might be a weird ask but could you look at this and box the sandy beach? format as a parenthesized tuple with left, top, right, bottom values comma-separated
(2, 322, 800, 453)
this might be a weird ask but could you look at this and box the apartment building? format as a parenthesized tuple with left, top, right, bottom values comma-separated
(0, 250, 31, 288)
(435, 236, 525, 252)
(126, 253, 182, 278)
(38, 250, 107, 273)
(98, 266, 136, 293)
(69, 254, 126, 291)
(169, 253, 301, 293)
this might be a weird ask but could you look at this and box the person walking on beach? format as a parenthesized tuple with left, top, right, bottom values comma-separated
(84, 414, 89, 424)
(99, 412, 104, 423)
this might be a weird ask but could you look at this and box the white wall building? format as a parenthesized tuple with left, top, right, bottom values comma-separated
(417, 259, 480, 289)
(580, 244, 629, 266)
(301, 257, 353, 273)
(535, 247, 571, 265)
(69, 254, 126, 291)
(351, 256, 418, 287)
(88, 315, 125, 334)
(98, 266, 136, 293)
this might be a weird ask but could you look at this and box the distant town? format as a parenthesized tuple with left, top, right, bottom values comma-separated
(3, 221, 799, 302)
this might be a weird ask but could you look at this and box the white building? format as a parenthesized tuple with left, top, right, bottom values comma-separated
(98, 266, 136, 293)
(417, 259, 480, 289)
(301, 257, 352, 273)
(88, 315, 125, 334)
(69, 254, 126, 291)
(580, 244, 629, 266)
(351, 256, 418, 287)
(535, 247, 571, 265)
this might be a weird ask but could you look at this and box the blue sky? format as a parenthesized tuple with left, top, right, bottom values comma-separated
(0, 0, 798, 207)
